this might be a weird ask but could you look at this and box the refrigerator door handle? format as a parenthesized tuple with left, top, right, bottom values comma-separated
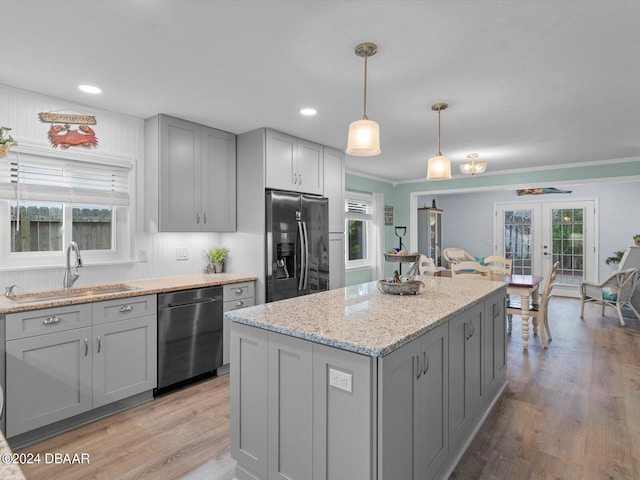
(298, 220, 306, 291)
(302, 221, 309, 289)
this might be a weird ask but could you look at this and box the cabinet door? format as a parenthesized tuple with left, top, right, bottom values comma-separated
(6, 327, 93, 437)
(201, 127, 237, 232)
(230, 323, 269, 479)
(93, 316, 157, 408)
(449, 302, 484, 449)
(323, 147, 345, 232)
(159, 115, 201, 231)
(417, 322, 449, 479)
(297, 139, 323, 195)
(267, 333, 313, 480)
(484, 292, 507, 397)
(265, 130, 298, 191)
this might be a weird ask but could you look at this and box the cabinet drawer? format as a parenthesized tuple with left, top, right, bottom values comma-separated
(223, 282, 255, 301)
(93, 294, 157, 325)
(223, 297, 256, 313)
(6, 304, 92, 340)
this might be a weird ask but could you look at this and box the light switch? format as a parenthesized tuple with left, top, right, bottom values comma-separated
(329, 368, 352, 392)
(176, 247, 188, 261)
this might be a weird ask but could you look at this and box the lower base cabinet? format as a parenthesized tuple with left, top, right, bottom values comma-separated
(231, 289, 507, 480)
(5, 295, 157, 438)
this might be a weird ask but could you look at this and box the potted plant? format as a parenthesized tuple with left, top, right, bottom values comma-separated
(634, 234, 640, 247)
(605, 250, 625, 266)
(206, 247, 229, 273)
(0, 126, 18, 158)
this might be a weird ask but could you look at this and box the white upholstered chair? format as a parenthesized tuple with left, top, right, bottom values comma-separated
(443, 248, 474, 268)
(484, 255, 513, 280)
(450, 261, 489, 279)
(507, 261, 559, 347)
(580, 268, 640, 326)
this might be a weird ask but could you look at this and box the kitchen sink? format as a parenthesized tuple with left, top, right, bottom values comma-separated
(8, 284, 140, 304)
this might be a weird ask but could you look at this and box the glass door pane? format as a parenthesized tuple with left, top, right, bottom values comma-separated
(503, 209, 534, 275)
(550, 208, 584, 286)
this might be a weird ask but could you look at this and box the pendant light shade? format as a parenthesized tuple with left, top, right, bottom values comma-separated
(346, 43, 381, 156)
(426, 103, 452, 180)
(459, 153, 487, 175)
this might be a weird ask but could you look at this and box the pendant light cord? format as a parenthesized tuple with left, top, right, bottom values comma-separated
(362, 52, 368, 119)
(437, 109, 442, 155)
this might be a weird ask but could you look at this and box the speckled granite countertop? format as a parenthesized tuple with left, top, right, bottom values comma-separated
(0, 273, 257, 314)
(226, 275, 506, 357)
(0, 432, 25, 480)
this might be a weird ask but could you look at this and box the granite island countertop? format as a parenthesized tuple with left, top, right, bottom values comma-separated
(225, 275, 506, 357)
(0, 273, 257, 314)
(0, 429, 26, 480)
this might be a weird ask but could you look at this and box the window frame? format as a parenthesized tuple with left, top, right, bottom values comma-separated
(345, 193, 374, 271)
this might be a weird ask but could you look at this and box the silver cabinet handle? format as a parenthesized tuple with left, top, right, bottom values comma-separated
(119, 305, 133, 313)
(84, 338, 89, 356)
(235, 288, 243, 295)
(298, 174, 302, 185)
(203, 213, 207, 224)
(293, 173, 298, 184)
(43, 316, 61, 325)
(196, 212, 201, 224)
(415, 354, 422, 380)
(235, 300, 244, 307)
(97, 336, 101, 353)
(423, 352, 429, 375)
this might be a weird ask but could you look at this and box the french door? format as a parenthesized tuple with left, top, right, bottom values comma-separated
(495, 200, 596, 297)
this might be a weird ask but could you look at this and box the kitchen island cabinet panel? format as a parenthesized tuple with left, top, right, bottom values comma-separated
(6, 327, 93, 437)
(448, 302, 484, 450)
(484, 292, 507, 398)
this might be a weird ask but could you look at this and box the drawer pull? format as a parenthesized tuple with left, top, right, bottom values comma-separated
(235, 300, 244, 307)
(84, 338, 89, 356)
(97, 335, 102, 353)
(235, 288, 243, 295)
(119, 305, 134, 313)
(43, 316, 61, 325)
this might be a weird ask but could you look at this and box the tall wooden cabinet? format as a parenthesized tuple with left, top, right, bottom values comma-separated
(418, 207, 443, 266)
(144, 114, 236, 232)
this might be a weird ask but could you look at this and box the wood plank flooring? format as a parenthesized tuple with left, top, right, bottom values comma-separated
(16, 297, 640, 480)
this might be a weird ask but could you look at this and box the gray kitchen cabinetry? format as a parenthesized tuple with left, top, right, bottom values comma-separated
(222, 281, 256, 367)
(329, 233, 345, 289)
(231, 323, 374, 480)
(144, 114, 236, 232)
(5, 295, 157, 438)
(265, 129, 323, 195)
(448, 302, 484, 450)
(324, 146, 345, 290)
(483, 291, 507, 399)
(379, 321, 449, 479)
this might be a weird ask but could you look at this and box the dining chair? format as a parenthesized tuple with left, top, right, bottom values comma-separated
(507, 261, 559, 347)
(484, 255, 513, 280)
(417, 254, 437, 276)
(451, 261, 489, 278)
(579, 268, 640, 326)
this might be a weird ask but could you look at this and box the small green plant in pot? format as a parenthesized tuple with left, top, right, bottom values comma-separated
(0, 126, 19, 158)
(206, 247, 229, 273)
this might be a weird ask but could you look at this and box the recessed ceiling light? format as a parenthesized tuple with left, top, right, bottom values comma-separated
(300, 108, 317, 116)
(78, 84, 102, 94)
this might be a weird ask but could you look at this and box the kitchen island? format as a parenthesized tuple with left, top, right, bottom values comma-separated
(227, 275, 508, 480)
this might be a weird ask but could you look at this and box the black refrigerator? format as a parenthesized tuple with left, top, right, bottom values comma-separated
(266, 190, 330, 302)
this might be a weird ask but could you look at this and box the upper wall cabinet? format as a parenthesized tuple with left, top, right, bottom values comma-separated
(144, 114, 236, 232)
(265, 129, 323, 195)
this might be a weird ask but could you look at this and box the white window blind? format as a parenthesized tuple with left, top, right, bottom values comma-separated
(0, 152, 130, 206)
(345, 198, 372, 219)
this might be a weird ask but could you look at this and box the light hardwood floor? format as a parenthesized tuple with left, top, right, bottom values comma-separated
(17, 297, 640, 480)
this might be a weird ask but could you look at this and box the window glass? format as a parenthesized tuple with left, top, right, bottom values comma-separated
(72, 205, 113, 251)
(10, 201, 63, 253)
(347, 219, 367, 261)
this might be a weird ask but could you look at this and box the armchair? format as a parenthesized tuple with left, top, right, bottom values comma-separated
(580, 268, 640, 326)
(443, 247, 474, 268)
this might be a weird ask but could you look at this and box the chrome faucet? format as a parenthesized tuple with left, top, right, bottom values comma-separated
(5, 284, 19, 298)
(63, 241, 83, 289)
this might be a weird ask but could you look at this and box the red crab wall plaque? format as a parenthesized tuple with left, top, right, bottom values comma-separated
(48, 124, 99, 149)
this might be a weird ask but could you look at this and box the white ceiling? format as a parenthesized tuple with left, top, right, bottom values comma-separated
(1, 1, 639, 183)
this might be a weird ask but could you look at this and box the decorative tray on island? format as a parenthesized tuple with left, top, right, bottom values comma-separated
(383, 252, 421, 263)
(377, 279, 424, 295)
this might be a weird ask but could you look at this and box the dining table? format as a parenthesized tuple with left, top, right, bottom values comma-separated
(504, 274, 544, 349)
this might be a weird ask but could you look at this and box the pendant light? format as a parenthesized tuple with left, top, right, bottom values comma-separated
(426, 103, 452, 180)
(459, 153, 487, 175)
(346, 43, 381, 156)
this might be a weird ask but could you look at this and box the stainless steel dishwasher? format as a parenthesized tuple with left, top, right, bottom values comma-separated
(156, 286, 223, 393)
